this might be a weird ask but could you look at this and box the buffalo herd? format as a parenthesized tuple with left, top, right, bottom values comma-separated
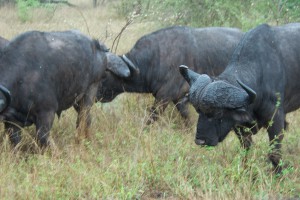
(0, 22, 299, 173)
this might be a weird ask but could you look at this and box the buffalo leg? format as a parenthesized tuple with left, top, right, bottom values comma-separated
(35, 110, 55, 147)
(147, 98, 169, 125)
(267, 112, 285, 174)
(74, 104, 92, 143)
(233, 127, 253, 170)
(174, 96, 190, 125)
(5, 122, 22, 146)
(73, 103, 81, 128)
(234, 125, 262, 172)
(74, 103, 92, 130)
(233, 127, 255, 150)
(74, 84, 97, 143)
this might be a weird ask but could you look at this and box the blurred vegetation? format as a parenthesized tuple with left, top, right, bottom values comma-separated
(1, 0, 299, 26)
(116, 0, 300, 30)
(16, 0, 40, 22)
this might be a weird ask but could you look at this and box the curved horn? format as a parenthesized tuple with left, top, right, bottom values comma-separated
(106, 53, 130, 78)
(121, 54, 139, 74)
(0, 84, 11, 112)
(179, 65, 201, 86)
(195, 80, 254, 110)
(236, 79, 256, 104)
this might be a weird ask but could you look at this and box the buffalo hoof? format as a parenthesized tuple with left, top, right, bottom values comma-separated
(195, 138, 205, 145)
(146, 118, 154, 125)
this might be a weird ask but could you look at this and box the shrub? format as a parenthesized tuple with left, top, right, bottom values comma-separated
(16, 0, 40, 22)
(115, 0, 300, 30)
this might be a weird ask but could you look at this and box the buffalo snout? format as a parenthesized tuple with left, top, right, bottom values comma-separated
(195, 138, 206, 145)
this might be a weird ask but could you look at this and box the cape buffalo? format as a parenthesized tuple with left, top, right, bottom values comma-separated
(179, 23, 300, 173)
(97, 26, 243, 124)
(0, 30, 129, 147)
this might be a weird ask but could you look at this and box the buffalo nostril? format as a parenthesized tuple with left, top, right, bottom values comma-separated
(195, 138, 206, 145)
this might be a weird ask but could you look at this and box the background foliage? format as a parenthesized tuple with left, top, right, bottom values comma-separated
(1, 0, 299, 28)
(117, 0, 300, 30)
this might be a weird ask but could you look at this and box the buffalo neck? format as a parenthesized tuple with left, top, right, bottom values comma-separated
(121, 53, 155, 94)
(121, 69, 151, 93)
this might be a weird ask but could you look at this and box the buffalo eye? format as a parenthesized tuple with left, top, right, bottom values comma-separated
(205, 109, 224, 119)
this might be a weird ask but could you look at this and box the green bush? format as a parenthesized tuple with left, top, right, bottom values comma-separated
(16, 0, 40, 22)
(116, 0, 300, 30)
(17, 0, 40, 22)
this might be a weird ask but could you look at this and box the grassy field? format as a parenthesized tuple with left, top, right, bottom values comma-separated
(0, 1, 299, 199)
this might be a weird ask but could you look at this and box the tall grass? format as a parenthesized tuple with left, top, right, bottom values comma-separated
(0, 1, 299, 199)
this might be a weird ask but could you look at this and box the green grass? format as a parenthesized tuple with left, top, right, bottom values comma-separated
(0, 94, 299, 199)
(0, 1, 299, 199)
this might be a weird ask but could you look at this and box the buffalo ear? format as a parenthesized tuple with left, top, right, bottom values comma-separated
(231, 108, 252, 124)
(106, 53, 131, 78)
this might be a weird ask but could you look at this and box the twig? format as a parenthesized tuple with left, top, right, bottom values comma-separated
(111, 18, 133, 53)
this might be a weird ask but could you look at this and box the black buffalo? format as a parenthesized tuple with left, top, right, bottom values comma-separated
(180, 23, 300, 173)
(0, 36, 9, 50)
(98, 26, 243, 124)
(0, 30, 129, 147)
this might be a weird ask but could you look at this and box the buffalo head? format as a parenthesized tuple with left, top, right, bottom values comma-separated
(97, 54, 139, 102)
(179, 65, 256, 146)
